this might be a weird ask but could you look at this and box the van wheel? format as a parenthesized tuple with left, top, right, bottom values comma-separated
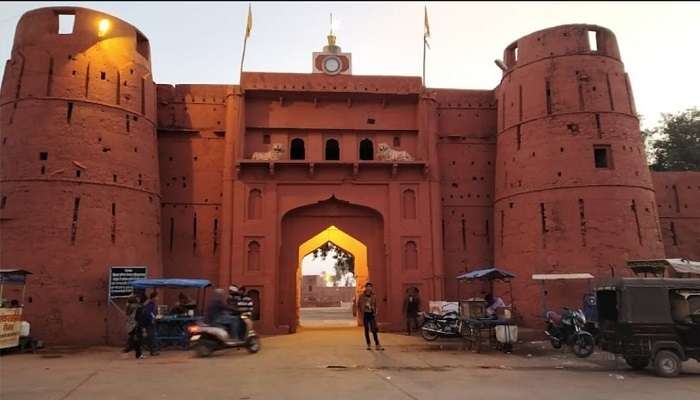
(654, 350, 681, 377)
(624, 356, 649, 370)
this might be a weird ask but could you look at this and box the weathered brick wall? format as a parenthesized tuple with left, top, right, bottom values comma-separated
(0, 7, 161, 344)
(156, 84, 229, 285)
(434, 89, 497, 300)
(652, 171, 700, 260)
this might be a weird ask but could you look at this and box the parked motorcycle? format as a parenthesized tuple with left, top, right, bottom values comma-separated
(421, 311, 463, 341)
(545, 308, 595, 358)
(189, 314, 260, 357)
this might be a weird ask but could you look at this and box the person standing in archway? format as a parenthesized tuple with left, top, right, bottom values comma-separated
(403, 287, 422, 336)
(357, 282, 383, 351)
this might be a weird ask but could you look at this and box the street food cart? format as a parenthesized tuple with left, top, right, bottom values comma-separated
(0, 269, 39, 352)
(129, 278, 211, 349)
(456, 267, 518, 352)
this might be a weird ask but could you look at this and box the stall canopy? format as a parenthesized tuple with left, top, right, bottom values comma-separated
(531, 273, 594, 281)
(0, 269, 32, 284)
(129, 279, 211, 289)
(457, 267, 516, 281)
(627, 258, 700, 277)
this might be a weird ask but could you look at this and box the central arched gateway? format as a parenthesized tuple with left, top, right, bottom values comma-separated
(278, 197, 385, 332)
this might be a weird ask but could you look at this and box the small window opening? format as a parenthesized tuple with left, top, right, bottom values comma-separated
(393, 136, 401, 147)
(39, 152, 48, 160)
(594, 145, 612, 169)
(588, 30, 598, 52)
(325, 139, 340, 160)
(67, 102, 73, 123)
(57, 14, 75, 35)
(359, 139, 374, 160)
(367, 118, 376, 125)
(290, 138, 305, 160)
(0, 196, 7, 209)
(262, 134, 271, 144)
(75, 170, 81, 177)
(100, 71, 106, 80)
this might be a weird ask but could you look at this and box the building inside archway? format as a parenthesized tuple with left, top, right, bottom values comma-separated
(299, 241, 357, 328)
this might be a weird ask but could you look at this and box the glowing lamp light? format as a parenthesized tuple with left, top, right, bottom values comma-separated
(97, 19, 111, 37)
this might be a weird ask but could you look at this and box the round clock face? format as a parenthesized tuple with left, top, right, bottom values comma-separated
(323, 56, 341, 74)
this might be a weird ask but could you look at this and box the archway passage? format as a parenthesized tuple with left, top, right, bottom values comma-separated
(279, 197, 385, 333)
(299, 229, 364, 327)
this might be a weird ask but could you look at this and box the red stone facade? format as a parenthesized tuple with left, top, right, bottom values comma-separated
(1, 7, 698, 344)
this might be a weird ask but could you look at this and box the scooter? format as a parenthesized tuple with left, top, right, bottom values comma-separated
(189, 314, 260, 357)
(544, 307, 595, 358)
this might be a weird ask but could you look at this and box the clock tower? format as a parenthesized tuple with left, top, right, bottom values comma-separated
(312, 24, 352, 75)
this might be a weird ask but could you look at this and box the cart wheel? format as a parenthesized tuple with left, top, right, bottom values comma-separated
(624, 356, 649, 370)
(654, 350, 681, 378)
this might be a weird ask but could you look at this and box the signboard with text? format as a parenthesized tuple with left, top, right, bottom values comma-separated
(0, 307, 22, 349)
(108, 267, 147, 299)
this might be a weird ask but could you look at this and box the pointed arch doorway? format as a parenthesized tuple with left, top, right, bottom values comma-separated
(278, 197, 385, 333)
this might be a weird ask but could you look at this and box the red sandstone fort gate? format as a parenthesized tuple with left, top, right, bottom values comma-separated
(1, 7, 698, 344)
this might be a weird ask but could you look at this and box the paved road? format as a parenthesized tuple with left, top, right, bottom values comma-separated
(300, 306, 356, 327)
(1, 328, 699, 400)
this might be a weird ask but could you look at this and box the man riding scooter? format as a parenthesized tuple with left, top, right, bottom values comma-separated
(204, 288, 240, 343)
(190, 286, 261, 356)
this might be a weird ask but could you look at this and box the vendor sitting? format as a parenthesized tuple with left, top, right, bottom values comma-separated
(171, 292, 196, 315)
(485, 293, 506, 318)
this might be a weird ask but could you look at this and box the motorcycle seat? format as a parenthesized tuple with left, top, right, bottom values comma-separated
(546, 311, 562, 324)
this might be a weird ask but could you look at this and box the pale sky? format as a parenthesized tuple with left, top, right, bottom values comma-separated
(1, 1, 698, 128)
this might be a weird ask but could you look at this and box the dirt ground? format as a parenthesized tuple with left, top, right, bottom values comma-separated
(1, 327, 698, 400)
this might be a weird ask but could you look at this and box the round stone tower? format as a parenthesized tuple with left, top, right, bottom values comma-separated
(0, 7, 161, 344)
(493, 25, 665, 323)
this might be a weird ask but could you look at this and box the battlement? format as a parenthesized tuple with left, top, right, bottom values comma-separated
(13, 7, 150, 62)
(501, 24, 621, 74)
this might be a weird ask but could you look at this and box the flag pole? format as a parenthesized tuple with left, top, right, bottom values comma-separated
(239, 34, 248, 80)
(422, 35, 426, 85)
(422, 5, 430, 87)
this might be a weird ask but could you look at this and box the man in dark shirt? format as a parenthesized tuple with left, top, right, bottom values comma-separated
(357, 282, 383, 351)
(142, 291, 160, 356)
(205, 288, 237, 340)
(403, 288, 422, 336)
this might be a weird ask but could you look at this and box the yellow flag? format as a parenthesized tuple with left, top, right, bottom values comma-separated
(245, 4, 253, 39)
(424, 6, 430, 49)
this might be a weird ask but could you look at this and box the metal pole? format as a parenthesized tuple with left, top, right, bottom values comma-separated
(540, 280, 547, 318)
(422, 38, 426, 85)
(239, 37, 248, 80)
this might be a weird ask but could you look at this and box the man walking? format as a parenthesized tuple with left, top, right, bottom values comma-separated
(357, 282, 383, 351)
(143, 291, 160, 356)
(403, 287, 421, 336)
